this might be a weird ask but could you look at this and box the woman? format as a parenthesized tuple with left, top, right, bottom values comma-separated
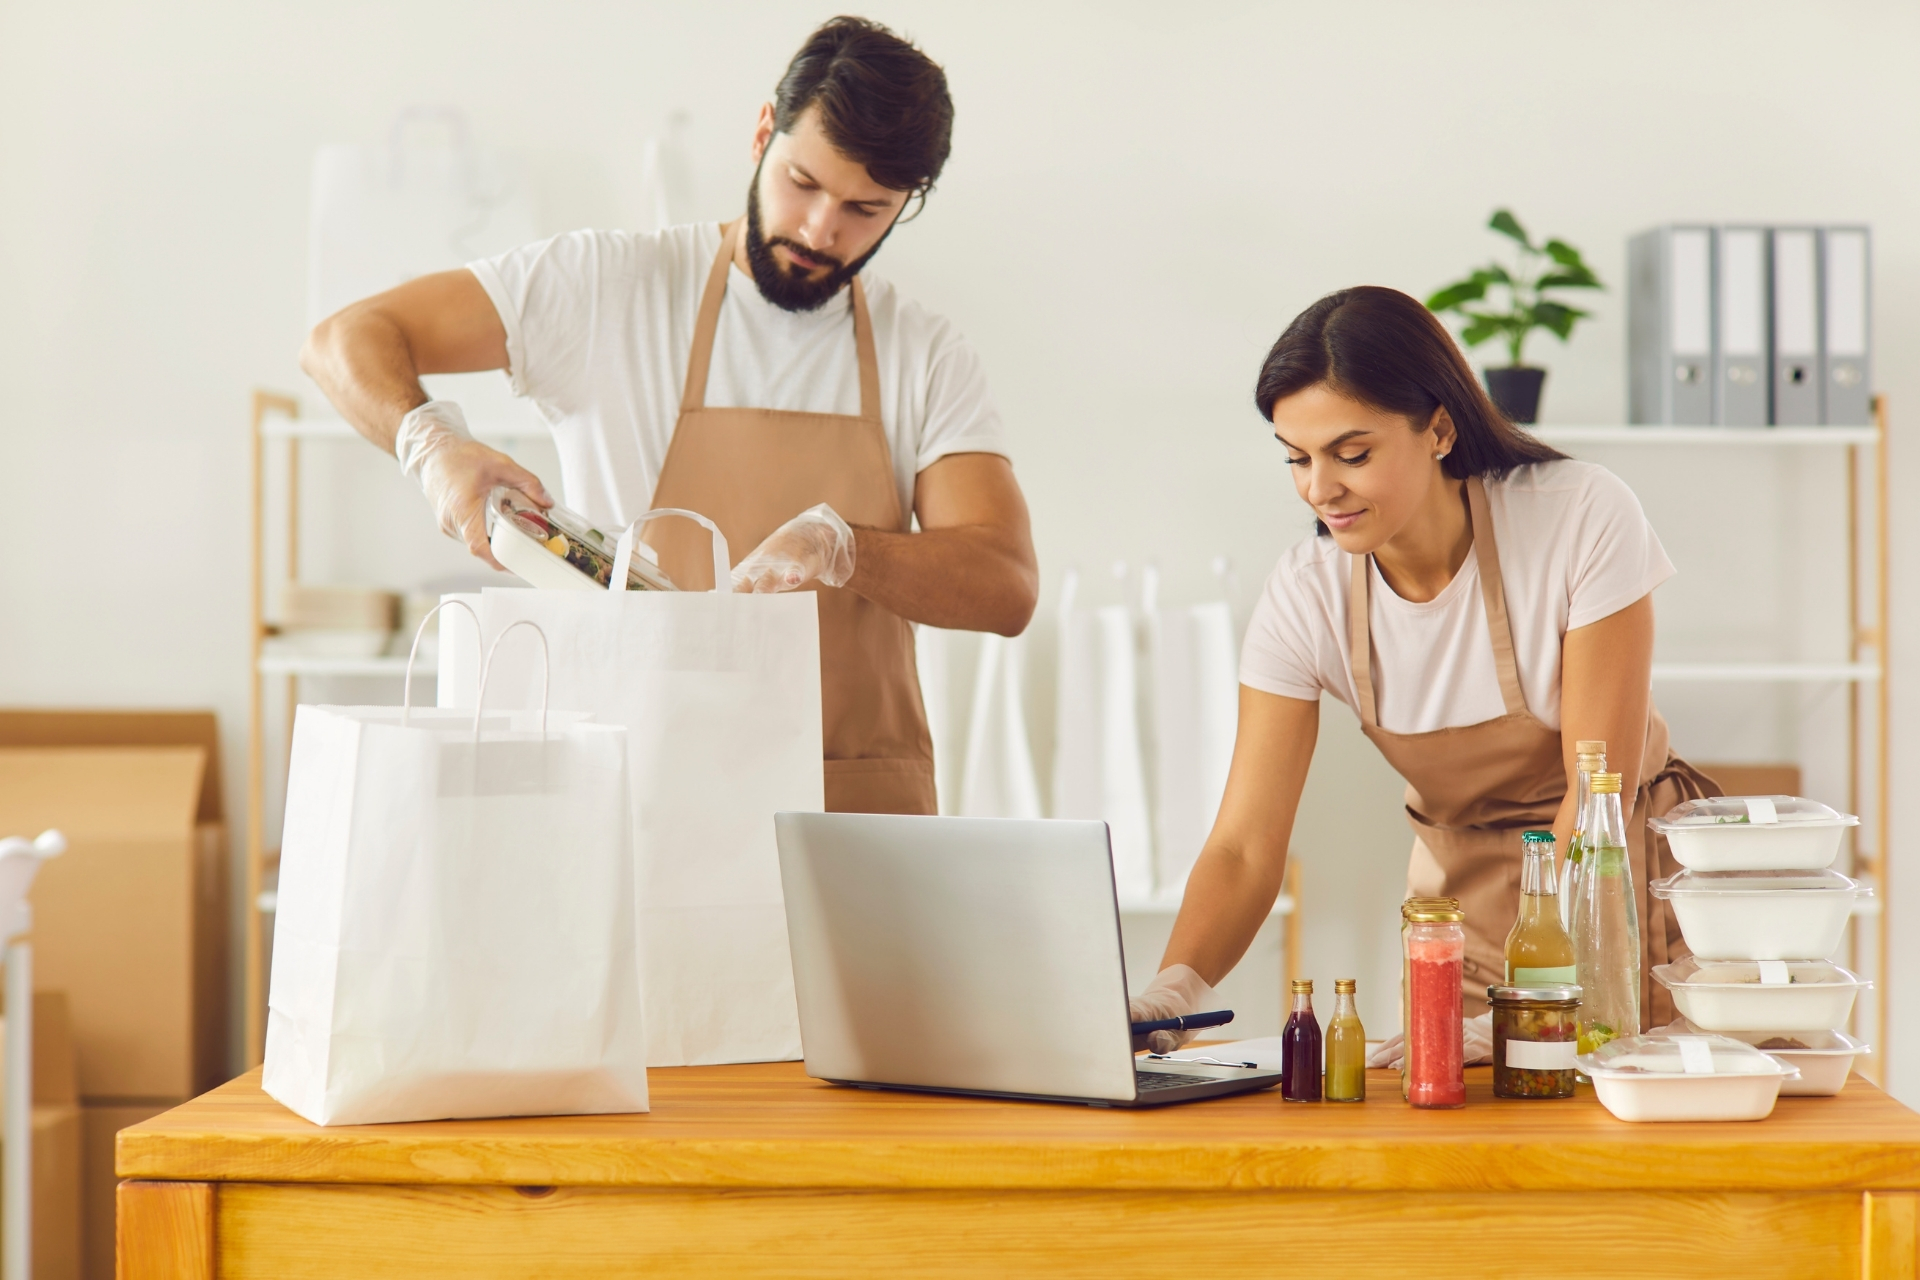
(1131, 286, 1713, 1055)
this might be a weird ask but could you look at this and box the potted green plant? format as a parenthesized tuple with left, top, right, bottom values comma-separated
(1426, 210, 1602, 424)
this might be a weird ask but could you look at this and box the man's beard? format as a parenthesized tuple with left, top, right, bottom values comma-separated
(744, 162, 894, 313)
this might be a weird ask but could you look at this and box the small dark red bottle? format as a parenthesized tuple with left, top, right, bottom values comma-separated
(1281, 979, 1322, 1102)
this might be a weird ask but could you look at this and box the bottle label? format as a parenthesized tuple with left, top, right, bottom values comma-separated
(1506, 1039, 1577, 1071)
(1512, 965, 1578, 984)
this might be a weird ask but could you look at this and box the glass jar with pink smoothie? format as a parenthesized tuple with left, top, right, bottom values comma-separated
(1401, 898, 1466, 1108)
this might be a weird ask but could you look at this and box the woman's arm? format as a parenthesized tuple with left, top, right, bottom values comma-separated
(1157, 686, 1320, 985)
(1552, 593, 1656, 842)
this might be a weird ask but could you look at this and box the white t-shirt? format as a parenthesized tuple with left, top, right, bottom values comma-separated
(467, 222, 1011, 529)
(1239, 461, 1675, 733)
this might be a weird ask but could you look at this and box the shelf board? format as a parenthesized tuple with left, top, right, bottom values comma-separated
(1530, 425, 1877, 446)
(259, 413, 546, 443)
(1649, 661, 1881, 683)
(257, 654, 434, 677)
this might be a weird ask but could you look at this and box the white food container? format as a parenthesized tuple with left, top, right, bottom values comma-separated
(1650, 868, 1870, 960)
(1649, 795, 1856, 872)
(1685, 1024, 1868, 1097)
(485, 488, 677, 593)
(1654, 957, 1867, 1032)
(1579, 1033, 1797, 1122)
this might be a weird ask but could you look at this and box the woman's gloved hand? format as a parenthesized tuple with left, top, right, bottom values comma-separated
(1128, 964, 1218, 1054)
(731, 504, 856, 593)
(1364, 1011, 1496, 1069)
(396, 400, 551, 570)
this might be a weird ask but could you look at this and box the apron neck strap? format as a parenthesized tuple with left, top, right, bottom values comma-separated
(681, 218, 881, 421)
(1466, 475, 1529, 717)
(1347, 474, 1528, 728)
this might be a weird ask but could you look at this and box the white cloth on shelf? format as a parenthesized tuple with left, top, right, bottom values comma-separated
(1052, 569, 1154, 899)
(1147, 595, 1239, 894)
(958, 632, 1043, 820)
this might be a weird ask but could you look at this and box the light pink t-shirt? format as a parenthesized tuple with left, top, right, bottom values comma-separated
(1239, 460, 1674, 733)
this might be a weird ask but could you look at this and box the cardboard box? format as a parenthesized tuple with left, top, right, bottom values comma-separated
(0, 992, 85, 1280)
(1695, 763, 1803, 800)
(80, 1102, 170, 1280)
(0, 745, 229, 1099)
(0, 991, 80, 1105)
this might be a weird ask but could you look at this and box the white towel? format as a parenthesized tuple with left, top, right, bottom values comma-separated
(1052, 569, 1155, 899)
(1147, 599, 1239, 893)
(959, 632, 1043, 819)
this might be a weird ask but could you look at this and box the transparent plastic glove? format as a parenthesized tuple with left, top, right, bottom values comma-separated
(1364, 1012, 1495, 1069)
(731, 503, 855, 593)
(1127, 964, 1218, 1055)
(395, 400, 551, 571)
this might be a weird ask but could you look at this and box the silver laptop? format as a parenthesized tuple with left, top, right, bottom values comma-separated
(773, 812, 1284, 1108)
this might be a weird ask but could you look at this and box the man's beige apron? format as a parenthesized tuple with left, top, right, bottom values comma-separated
(642, 219, 937, 816)
(1349, 477, 1715, 1027)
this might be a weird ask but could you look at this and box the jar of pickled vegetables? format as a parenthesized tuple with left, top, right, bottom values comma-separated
(1488, 983, 1581, 1099)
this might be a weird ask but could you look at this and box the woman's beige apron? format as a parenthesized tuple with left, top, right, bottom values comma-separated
(1349, 477, 1714, 1027)
(642, 219, 937, 816)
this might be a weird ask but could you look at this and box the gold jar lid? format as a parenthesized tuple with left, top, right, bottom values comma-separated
(1575, 739, 1606, 755)
(1334, 978, 1357, 994)
(1592, 771, 1623, 794)
(1401, 896, 1465, 923)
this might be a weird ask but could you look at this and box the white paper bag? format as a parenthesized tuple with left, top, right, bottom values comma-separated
(441, 511, 824, 1066)
(264, 617, 647, 1125)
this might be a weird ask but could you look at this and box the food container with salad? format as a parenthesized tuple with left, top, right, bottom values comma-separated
(1683, 1024, 1868, 1097)
(1649, 868, 1870, 961)
(1578, 1033, 1798, 1122)
(1653, 957, 1868, 1032)
(1648, 796, 1857, 872)
(485, 488, 677, 593)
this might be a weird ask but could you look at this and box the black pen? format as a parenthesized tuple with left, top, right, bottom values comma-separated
(1130, 1009, 1234, 1035)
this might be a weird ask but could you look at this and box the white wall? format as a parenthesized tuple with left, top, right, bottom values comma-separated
(3, 0, 1916, 1092)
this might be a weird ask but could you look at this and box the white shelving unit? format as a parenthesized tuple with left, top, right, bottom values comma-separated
(1534, 411, 1891, 1079)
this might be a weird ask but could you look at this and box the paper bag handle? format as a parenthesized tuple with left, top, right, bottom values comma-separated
(612, 509, 731, 594)
(401, 599, 481, 727)
(474, 619, 549, 740)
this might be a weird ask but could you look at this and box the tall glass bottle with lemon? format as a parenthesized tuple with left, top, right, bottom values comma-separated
(1570, 771, 1638, 1052)
(1505, 830, 1575, 984)
(1560, 741, 1606, 934)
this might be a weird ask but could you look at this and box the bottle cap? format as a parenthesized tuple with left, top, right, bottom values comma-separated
(1592, 772, 1623, 794)
(1334, 978, 1357, 994)
(1291, 978, 1314, 994)
(1575, 740, 1606, 755)
(1522, 829, 1555, 846)
(1401, 897, 1465, 923)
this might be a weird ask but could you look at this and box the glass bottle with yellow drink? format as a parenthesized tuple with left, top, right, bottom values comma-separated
(1505, 830, 1576, 985)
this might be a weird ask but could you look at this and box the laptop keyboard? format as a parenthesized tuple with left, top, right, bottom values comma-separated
(1135, 1069, 1205, 1092)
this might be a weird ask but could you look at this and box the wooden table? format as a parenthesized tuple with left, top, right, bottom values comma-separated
(119, 1064, 1920, 1278)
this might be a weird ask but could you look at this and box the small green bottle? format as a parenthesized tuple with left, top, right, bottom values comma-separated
(1325, 978, 1366, 1102)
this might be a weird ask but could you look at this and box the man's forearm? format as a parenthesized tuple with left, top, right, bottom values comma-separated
(300, 307, 430, 456)
(846, 524, 1038, 635)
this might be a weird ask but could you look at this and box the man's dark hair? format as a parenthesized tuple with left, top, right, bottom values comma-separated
(772, 16, 953, 205)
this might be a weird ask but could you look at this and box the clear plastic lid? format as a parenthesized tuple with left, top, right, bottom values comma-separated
(1649, 795, 1858, 832)
(1578, 1033, 1797, 1079)
(485, 488, 676, 592)
(1650, 868, 1871, 898)
(1683, 1023, 1868, 1056)
(1652, 957, 1870, 990)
